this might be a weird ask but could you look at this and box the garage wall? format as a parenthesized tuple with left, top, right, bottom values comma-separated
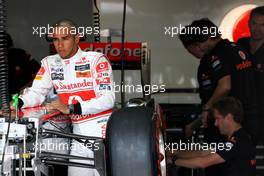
(99, 0, 263, 104)
(6, 0, 264, 104)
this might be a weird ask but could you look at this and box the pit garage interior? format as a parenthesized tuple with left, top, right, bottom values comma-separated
(0, 0, 264, 176)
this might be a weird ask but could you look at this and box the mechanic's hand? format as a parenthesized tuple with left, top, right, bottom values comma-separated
(201, 110, 209, 128)
(185, 124, 193, 138)
(45, 99, 70, 114)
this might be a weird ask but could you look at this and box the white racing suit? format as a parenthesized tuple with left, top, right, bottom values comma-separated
(19, 48, 115, 176)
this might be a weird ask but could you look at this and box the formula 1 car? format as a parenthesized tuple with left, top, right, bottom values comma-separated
(0, 41, 167, 176)
(0, 98, 166, 176)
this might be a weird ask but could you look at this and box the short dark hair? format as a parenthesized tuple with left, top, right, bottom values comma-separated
(178, 25, 196, 47)
(53, 19, 78, 29)
(250, 6, 264, 20)
(178, 18, 221, 47)
(212, 97, 244, 123)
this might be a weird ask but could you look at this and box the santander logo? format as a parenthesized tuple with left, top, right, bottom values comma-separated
(219, 4, 258, 42)
(56, 79, 93, 90)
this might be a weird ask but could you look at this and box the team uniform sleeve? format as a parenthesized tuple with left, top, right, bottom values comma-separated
(216, 141, 239, 161)
(19, 59, 53, 108)
(211, 55, 231, 82)
(77, 56, 115, 115)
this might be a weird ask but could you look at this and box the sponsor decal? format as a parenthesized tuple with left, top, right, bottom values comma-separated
(76, 71, 91, 78)
(97, 118, 108, 124)
(98, 72, 109, 78)
(35, 75, 43, 80)
(57, 79, 93, 90)
(80, 42, 142, 62)
(96, 77, 110, 84)
(101, 124, 107, 139)
(35, 66, 45, 80)
(37, 66, 45, 76)
(212, 60, 221, 68)
(51, 73, 64, 80)
(202, 80, 212, 86)
(236, 60, 252, 70)
(99, 84, 111, 90)
(96, 62, 109, 72)
(238, 51, 246, 60)
(51, 67, 64, 72)
(75, 64, 90, 71)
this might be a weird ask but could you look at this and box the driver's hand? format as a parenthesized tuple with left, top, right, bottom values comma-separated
(45, 98, 70, 114)
(10, 101, 16, 110)
(0, 109, 18, 119)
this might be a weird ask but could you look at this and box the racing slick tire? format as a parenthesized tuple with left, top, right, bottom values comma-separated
(106, 106, 166, 176)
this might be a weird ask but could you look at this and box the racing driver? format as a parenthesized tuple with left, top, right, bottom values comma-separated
(12, 19, 115, 176)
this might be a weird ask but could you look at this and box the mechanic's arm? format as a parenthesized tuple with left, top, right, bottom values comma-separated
(17, 60, 53, 108)
(175, 153, 225, 168)
(72, 55, 115, 115)
(205, 75, 231, 108)
(201, 75, 231, 127)
(186, 75, 231, 132)
(174, 150, 212, 159)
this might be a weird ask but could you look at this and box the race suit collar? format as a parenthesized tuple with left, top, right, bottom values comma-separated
(62, 47, 83, 64)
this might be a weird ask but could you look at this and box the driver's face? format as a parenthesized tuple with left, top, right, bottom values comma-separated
(52, 26, 80, 59)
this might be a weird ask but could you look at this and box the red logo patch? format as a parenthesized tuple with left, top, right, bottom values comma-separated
(37, 66, 45, 76)
(96, 77, 110, 84)
(96, 62, 109, 72)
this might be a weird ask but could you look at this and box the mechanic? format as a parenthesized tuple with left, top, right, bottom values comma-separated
(169, 97, 256, 176)
(179, 20, 230, 176)
(11, 19, 115, 176)
(237, 6, 264, 144)
(179, 18, 258, 144)
(178, 18, 258, 176)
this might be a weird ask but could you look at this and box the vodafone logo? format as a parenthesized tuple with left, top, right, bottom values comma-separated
(219, 4, 258, 42)
(99, 63, 106, 69)
(96, 62, 109, 72)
